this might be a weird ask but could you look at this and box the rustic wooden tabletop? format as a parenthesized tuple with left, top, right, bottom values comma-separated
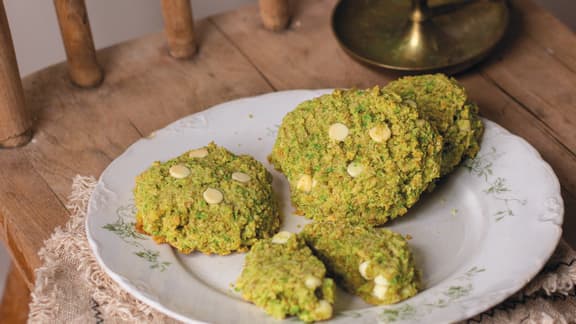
(0, 0, 574, 317)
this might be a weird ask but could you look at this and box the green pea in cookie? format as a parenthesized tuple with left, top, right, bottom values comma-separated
(236, 231, 335, 322)
(385, 74, 484, 176)
(301, 221, 420, 305)
(269, 87, 443, 225)
(134, 142, 280, 255)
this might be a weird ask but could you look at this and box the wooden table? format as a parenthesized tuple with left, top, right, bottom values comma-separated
(0, 0, 574, 314)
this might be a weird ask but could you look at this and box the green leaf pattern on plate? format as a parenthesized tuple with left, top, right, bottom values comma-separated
(103, 203, 171, 272)
(266, 124, 280, 137)
(464, 147, 527, 221)
(378, 267, 485, 322)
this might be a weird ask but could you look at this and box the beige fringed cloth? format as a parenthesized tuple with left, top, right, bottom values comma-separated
(28, 176, 576, 323)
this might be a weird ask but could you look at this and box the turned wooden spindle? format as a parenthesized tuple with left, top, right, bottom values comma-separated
(259, 0, 290, 31)
(161, 0, 197, 59)
(54, 0, 103, 87)
(0, 2, 32, 148)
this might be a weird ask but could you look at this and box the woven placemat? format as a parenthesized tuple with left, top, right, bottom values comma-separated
(28, 176, 576, 323)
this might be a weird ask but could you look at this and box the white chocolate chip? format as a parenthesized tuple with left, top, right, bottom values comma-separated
(401, 287, 413, 296)
(369, 125, 391, 143)
(271, 231, 293, 244)
(373, 284, 389, 300)
(297, 175, 313, 192)
(232, 172, 251, 183)
(203, 188, 223, 204)
(359, 261, 371, 280)
(328, 123, 349, 141)
(375, 275, 389, 286)
(189, 148, 209, 158)
(404, 99, 417, 108)
(305, 275, 322, 289)
(458, 120, 471, 131)
(313, 300, 333, 318)
(169, 164, 190, 179)
(347, 162, 363, 178)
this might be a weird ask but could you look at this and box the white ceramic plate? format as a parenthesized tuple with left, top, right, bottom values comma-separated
(87, 90, 563, 324)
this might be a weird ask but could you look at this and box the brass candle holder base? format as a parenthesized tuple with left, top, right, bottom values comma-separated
(332, 0, 509, 75)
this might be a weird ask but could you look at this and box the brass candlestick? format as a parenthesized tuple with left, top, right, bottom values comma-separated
(332, 0, 509, 74)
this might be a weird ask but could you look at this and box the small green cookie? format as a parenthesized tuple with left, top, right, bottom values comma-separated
(236, 231, 335, 322)
(301, 221, 420, 305)
(385, 74, 484, 176)
(134, 142, 280, 255)
(269, 87, 443, 225)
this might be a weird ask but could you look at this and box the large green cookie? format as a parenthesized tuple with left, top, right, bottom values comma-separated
(134, 142, 280, 255)
(269, 87, 443, 225)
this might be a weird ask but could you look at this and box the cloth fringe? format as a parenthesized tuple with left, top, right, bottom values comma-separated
(28, 176, 177, 323)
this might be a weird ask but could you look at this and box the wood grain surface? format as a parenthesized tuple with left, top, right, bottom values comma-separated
(0, 0, 574, 301)
(0, 267, 30, 323)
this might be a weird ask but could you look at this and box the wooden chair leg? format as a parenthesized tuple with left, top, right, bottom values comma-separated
(54, 0, 103, 88)
(161, 0, 197, 59)
(0, 1, 32, 148)
(0, 266, 30, 323)
(259, 0, 291, 31)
